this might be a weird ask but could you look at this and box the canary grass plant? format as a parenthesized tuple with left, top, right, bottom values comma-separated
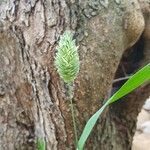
(55, 31, 80, 146)
(55, 30, 150, 150)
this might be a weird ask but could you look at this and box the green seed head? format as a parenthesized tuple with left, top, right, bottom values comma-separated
(55, 31, 80, 83)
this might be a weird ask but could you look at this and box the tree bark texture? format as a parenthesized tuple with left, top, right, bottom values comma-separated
(0, 0, 149, 149)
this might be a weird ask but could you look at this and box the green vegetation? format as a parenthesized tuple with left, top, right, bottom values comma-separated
(37, 138, 45, 150)
(77, 63, 150, 150)
(55, 30, 150, 150)
(55, 31, 80, 83)
(55, 31, 80, 147)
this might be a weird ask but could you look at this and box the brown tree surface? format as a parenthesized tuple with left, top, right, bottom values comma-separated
(0, 0, 150, 149)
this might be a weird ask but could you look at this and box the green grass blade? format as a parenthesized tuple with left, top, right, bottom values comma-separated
(108, 63, 150, 104)
(77, 102, 108, 150)
(77, 64, 150, 150)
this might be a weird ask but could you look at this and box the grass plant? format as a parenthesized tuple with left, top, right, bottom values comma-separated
(55, 30, 150, 150)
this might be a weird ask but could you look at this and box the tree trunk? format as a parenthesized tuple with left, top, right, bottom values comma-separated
(0, 0, 149, 149)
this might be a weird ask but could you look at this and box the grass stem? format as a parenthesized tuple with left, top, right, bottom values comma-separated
(68, 83, 78, 147)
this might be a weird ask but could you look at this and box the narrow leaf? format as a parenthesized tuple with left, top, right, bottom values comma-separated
(108, 63, 150, 104)
(77, 64, 150, 150)
(77, 102, 108, 150)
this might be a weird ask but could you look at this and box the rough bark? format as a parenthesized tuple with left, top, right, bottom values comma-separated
(0, 0, 149, 149)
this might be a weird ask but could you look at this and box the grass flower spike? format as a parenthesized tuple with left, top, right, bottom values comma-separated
(55, 31, 80, 83)
(55, 30, 80, 148)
